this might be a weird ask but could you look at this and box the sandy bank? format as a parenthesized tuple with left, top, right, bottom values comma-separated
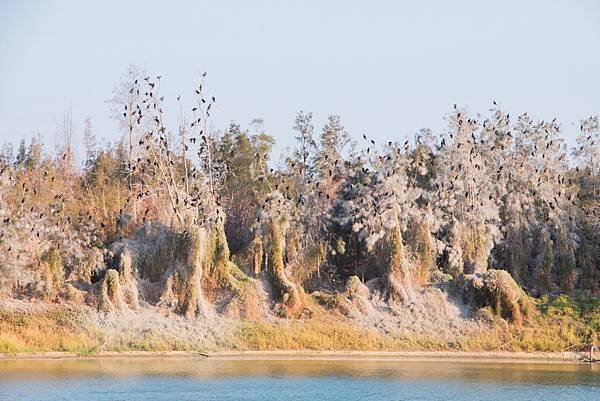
(0, 350, 595, 363)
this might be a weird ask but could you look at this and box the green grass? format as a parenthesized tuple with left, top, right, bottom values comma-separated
(457, 295, 600, 352)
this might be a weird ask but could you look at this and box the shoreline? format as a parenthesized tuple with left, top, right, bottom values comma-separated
(0, 350, 594, 363)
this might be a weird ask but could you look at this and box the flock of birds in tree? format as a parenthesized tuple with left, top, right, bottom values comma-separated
(1, 74, 599, 261)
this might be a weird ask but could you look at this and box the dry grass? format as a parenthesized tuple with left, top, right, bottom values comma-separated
(0, 300, 233, 354)
(0, 294, 597, 354)
(236, 319, 402, 351)
(0, 304, 97, 354)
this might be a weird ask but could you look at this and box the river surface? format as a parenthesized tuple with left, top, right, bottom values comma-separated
(0, 357, 598, 400)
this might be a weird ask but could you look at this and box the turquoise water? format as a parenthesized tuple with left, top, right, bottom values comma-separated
(0, 358, 598, 400)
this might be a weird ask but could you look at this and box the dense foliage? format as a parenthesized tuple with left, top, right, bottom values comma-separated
(0, 69, 598, 321)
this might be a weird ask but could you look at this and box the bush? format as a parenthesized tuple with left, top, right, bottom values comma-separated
(465, 269, 533, 326)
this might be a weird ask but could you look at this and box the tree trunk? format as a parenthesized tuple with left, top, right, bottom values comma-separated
(384, 209, 411, 303)
(266, 219, 300, 309)
(252, 237, 263, 276)
(180, 226, 207, 318)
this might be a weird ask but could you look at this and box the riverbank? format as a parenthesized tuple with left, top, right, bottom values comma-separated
(1, 296, 598, 357)
(0, 350, 596, 363)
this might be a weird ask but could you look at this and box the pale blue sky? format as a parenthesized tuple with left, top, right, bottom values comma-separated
(1, 0, 599, 162)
